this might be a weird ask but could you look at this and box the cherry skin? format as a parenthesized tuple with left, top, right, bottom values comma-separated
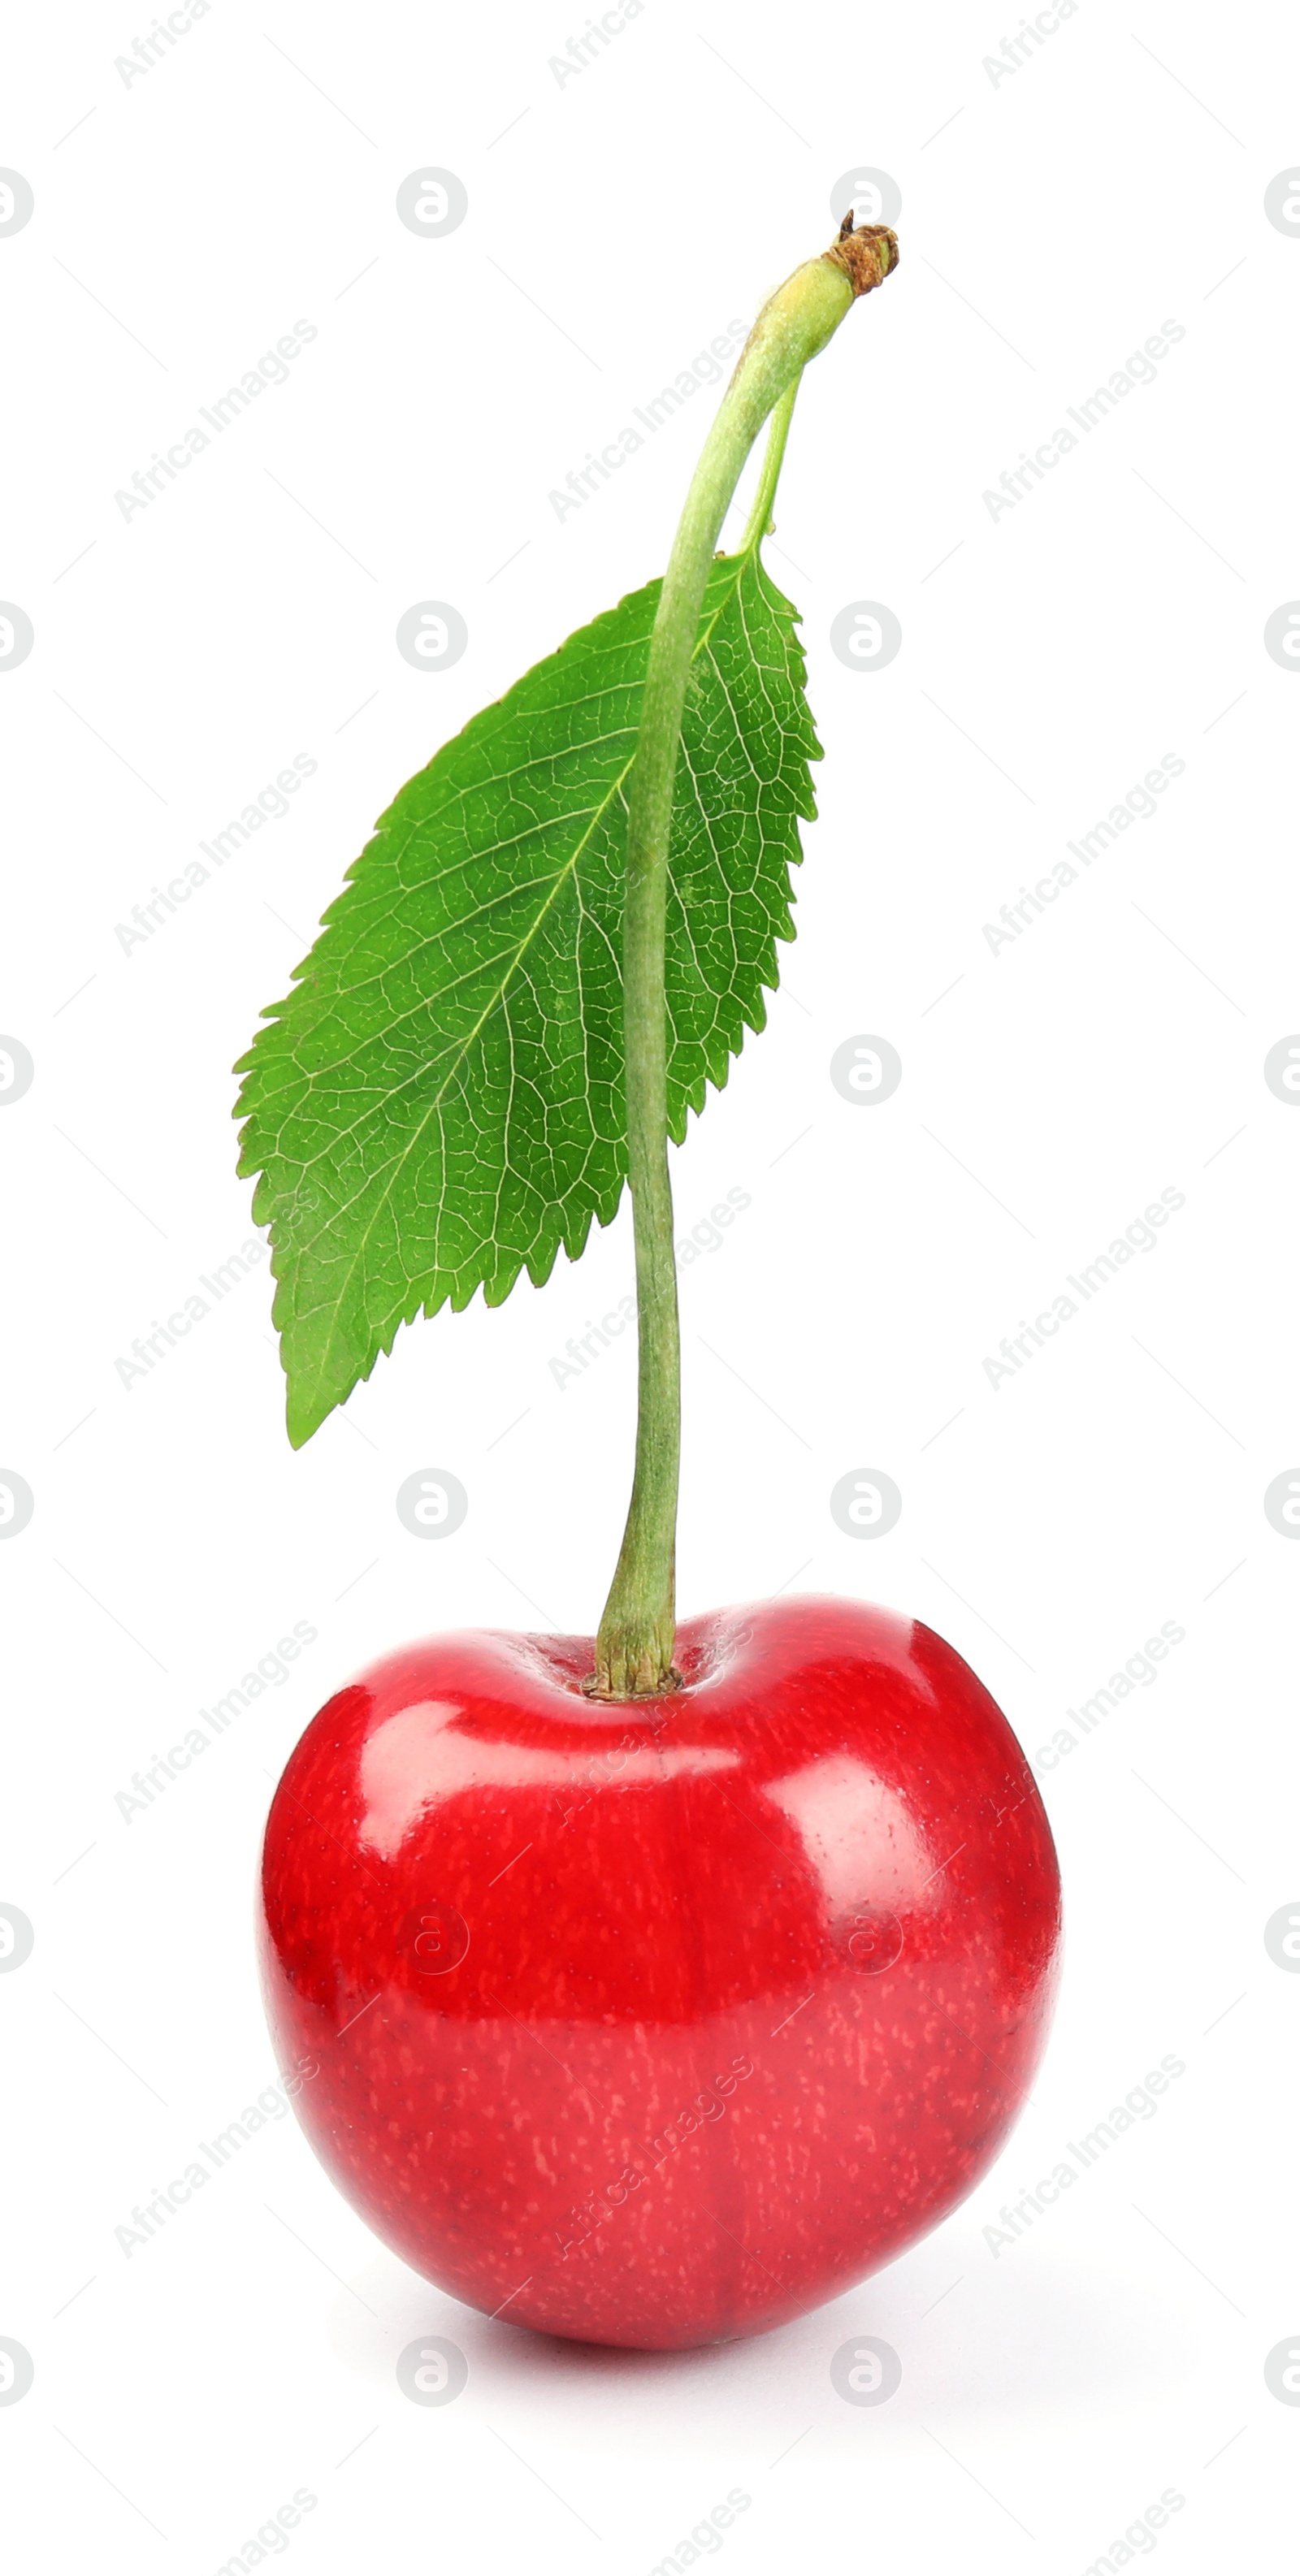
(259, 1595, 1060, 2351)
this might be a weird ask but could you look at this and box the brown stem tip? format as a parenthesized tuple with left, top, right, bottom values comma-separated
(824, 219, 899, 298)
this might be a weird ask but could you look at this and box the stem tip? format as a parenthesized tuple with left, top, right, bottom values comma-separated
(825, 220, 899, 299)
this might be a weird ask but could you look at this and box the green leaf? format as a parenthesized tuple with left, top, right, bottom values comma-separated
(234, 541, 819, 1447)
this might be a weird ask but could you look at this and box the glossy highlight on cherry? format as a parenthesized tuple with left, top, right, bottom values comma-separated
(259, 1595, 1061, 2351)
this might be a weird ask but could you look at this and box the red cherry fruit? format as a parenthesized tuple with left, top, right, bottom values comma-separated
(259, 1595, 1060, 2351)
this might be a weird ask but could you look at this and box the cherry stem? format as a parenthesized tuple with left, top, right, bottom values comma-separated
(590, 223, 899, 1700)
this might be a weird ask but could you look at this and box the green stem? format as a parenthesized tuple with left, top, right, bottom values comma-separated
(740, 375, 800, 553)
(590, 223, 899, 1699)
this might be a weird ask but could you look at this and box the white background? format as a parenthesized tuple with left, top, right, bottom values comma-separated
(2, 1, 1298, 2568)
